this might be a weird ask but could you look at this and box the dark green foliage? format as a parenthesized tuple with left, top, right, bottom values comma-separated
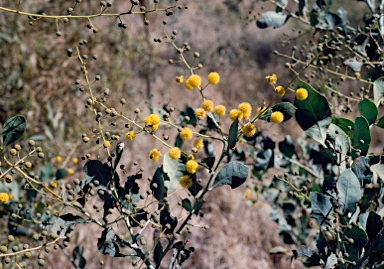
(212, 161, 248, 189)
(2, 115, 26, 147)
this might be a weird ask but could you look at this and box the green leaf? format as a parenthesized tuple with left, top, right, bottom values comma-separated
(298, 0, 306, 16)
(278, 135, 296, 158)
(181, 198, 192, 212)
(83, 160, 112, 191)
(375, 115, 384, 128)
(163, 152, 185, 183)
(309, 192, 332, 225)
(351, 157, 373, 185)
(344, 225, 368, 250)
(97, 228, 125, 257)
(256, 11, 288, 28)
(358, 98, 378, 125)
(295, 79, 331, 146)
(188, 174, 202, 197)
(331, 116, 354, 137)
(352, 116, 371, 158)
(153, 241, 163, 266)
(212, 161, 248, 189)
(56, 168, 67, 180)
(327, 124, 350, 169)
(271, 102, 297, 122)
(151, 167, 167, 201)
(2, 115, 27, 147)
(366, 211, 383, 245)
(336, 169, 363, 213)
(373, 76, 384, 106)
(39, 164, 53, 182)
(228, 119, 238, 149)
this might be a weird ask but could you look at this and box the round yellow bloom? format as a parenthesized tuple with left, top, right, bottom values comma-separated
(50, 181, 58, 189)
(168, 147, 181, 160)
(184, 80, 194, 90)
(229, 109, 241, 121)
(195, 108, 206, 120)
(207, 72, 220, 85)
(245, 188, 252, 199)
(179, 175, 193, 189)
(266, 74, 277, 85)
(242, 123, 256, 137)
(193, 138, 204, 149)
(296, 88, 308, 101)
(0, 193, 10, 204)
(144, 114, 160, 130)
(257, 107, 267, 117)
(67, 168, 74, 175)
(179, 127, 193, 141)
(214, 105, 226, 117)
(275, 85, 285, 96)
(55, 156, 62, 163)
(125, 131, 136, 140)
(71, 157, 78, 164)
(270, 111, 284, 123)
(103, 141, 111, 148)
(185, 74, 202, 89)
(202, 100, 214, 112)
(149, 149, 161, 162)
(176, 75, 184, 83)
(186, 160, 198, 174)
(238, 102, 252, 120)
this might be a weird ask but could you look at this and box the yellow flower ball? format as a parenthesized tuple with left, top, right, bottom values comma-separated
(179, 175, 193, 189)
(103, 141, 111, 148)
(229, 109, 241, 121)
(256, 106, 267, 117)
(186, 160, 199, 174)
(193, 138, 204, 149)
(150, 114, 160, 125)
(184, 80, 194, 90)
(149, 149, 161, 162)
(168, 147, 181, 160)
(265, 74, 277, 85)
(71, 157, 78, 164)
(270, 111, 284, 123)
(214, 105, 226, 117)
(186, 74, 202, 89)
(179, 127, 193, 141)
(238, 102, 252, 120)
(55, 156, 62, 163)
(242, 123, 256, 137)
(0, 193, 10, 204)
(202, 100, 214, 112)
(67, 168, 74, 176)
(296, 88, 308, 101)
(50, 181, 58, 189)
(125, 131, 136, 140)
(275, 85, 285, 96)
(207, 72, 220, 85)
(144, 114, 160, 130)
(195, 108, 206, 120)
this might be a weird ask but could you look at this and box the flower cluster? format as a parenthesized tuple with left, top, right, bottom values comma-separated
(144, 114, 161, 131)
(184, 74, 202, 90)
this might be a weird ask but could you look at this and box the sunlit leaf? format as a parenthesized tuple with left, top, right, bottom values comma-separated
(336, 169, 363, 213)
(373, 76, 384, 106)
